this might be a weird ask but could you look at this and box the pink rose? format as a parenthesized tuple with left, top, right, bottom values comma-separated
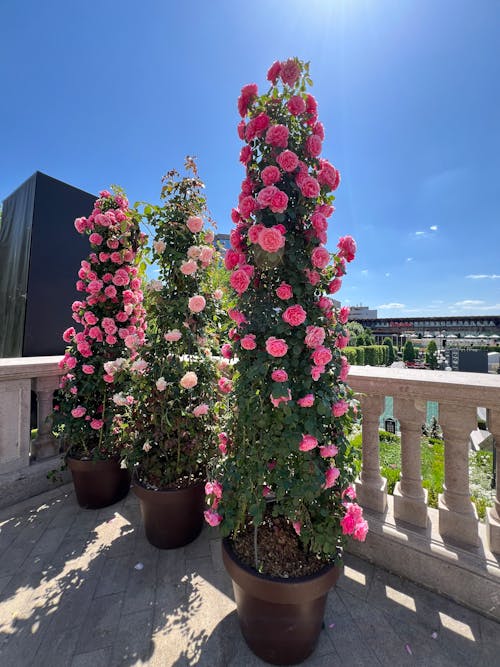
(112, 269, 129, 286)
(265, 337, 288, 357)
(270, 389, 292, 408)
(299, 435, 318, 452)
(311, 246, 330, 269)
(277, 150, 299, 173)
(317, 160, 341, 190)
(287, 95, 306, 116)
(238, 83, 258, 117)
(300, 176, 320, 198)
(224, 249, 240, 270)
(74, 217, 87, 234)
(258, 226, 285, 253)
(339, 356, 350, 382)
(180, 371, 198, 389)
(247, 224, 264, 244)
(199, 245, 214, 265)
(324, 467, 340, 489)
(181, 260, 198, 275)
(337, 235, 357, 262)
(304, 326, 325, 349)
(71, 406, 86, 418)
(63, 327, 75, 343)
(90, 419, 104, 430)
(328, 278, 342, 294)
(213, 289, 223, 300)
(304, 269, 321, 286)
(332, 400, 349, 417)
(271, 369, 288, 382)
(342, 485, 357, 501)
(164, 329, 182, 342)
(205, 480, 223, 499)
(353, 519, 369, 542)
(240, 145, 252, 165)
(312, 346, 332, 366)
(218, 432, 228, 455)
(193, 404, 209, 417)
(82, 364, 95, 375)
(257, 186, 277, 209)
(339, 306, 350, 325)
(311, 365, 325, 381)
(239, 195, 257, 220)
(104, 285, 117, 299)
(188, 295, 206, 313)
(276, 282, 293, 300)
(237, 120, 246, 139)
(311, 212, 327, 234)
(218, 377, 233, 394)
(297, 394, 314, 408)
(204, 510, 223, 527)
(267, 60, 281, 83)
(265, 124, 289, 148)
(336, 334, 350, 349)
(240, 334, 257, 350)
(320, 444, 338, 458)
(228, 308, 247, 326)
(221, 343, 233, 359)
(89, 232, 103, 245)
(230, 269, 251, 294)
(313, 121, 325, 140)
(270, 189, 288, 214)
(306, 134, 322, 157)
(292, 521, 302, 536)
(282, 304, 307, 327)
(187, 216, 203, 233)
(280, 58, 301, 86)
(261, 166, 281, 186)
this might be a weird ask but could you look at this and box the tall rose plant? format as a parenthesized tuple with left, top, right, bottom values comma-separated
(206, 59, 367, 569)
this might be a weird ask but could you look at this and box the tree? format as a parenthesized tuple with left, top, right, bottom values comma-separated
(383, 337, 395, 365)
(403, 340, 416, 363)
(346, 321, 374, 346)
(425, 340, 438, 369)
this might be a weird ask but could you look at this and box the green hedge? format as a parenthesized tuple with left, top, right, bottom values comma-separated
(343, 345, 388, 366)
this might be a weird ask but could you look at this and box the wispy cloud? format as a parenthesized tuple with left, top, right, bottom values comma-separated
(385, 272, 391, 278)
(430, 225, 438, 231)
(378, 302, 405, 309)
(406, 257, 413, 262)
(466, 274, 500, 280)
(415, 231, 425, 236)
(454, 300, 485, 307)
(361, 269, 369, 276)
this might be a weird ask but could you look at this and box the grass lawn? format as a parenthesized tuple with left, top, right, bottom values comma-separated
(350, 430, 495, 520)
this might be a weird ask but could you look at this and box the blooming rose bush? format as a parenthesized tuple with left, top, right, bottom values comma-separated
(206, 59, 367, 567)
(115, 158, 219, 489)
(53, 188, 147, 459)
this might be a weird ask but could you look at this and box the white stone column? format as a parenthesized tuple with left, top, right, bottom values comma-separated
(0, 378, 31, 472)
(486, 408, 500, 553)
(33, 376, 60, 459)
(438, 404, 479, 547)
(355, 394, 387, 513)
(393, 397, 428, 528)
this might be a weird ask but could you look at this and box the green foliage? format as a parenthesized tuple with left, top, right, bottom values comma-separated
(346, 321, 374, 347)
(403, 340, 416, 362)
(383, 337, 396, 365)
(425, 340, 438, 369)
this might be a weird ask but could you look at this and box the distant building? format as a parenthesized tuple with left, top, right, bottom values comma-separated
(349, 305, 378, 320)
(214, 233, 230, 254)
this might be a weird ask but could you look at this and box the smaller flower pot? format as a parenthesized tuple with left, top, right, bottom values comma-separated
(132, 475, 205, 549)
(222, 537, 341, 665)
(67, 457, 130, 509)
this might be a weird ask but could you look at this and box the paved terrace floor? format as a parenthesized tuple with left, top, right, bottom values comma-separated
(0, 485, 499, 667)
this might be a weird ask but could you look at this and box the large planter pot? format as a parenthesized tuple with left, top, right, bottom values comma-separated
(67, 457, 131, 509)
(222, 537, 341, 665)
(132, 475, 205, 549)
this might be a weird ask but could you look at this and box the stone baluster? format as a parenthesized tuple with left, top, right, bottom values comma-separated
(33, 376, 60, 459)
(355, 394, 387, 513)
(393, 397, 428, 528)
(0, 378, 31, 472)
(438, 403, 479, 547)
(486, 408, 500, 553)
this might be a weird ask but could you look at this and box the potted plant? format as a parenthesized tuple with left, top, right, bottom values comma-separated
(116, 158, 220, 549)
(205, 58, 368, 665)
(53, 188, 147, 509)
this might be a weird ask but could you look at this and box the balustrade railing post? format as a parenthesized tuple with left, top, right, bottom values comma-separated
(438, 403, 479, 547)
(33, 376, 60, 459)
(0, 378, 31, 472)
(355, 394, 387, 513)
(393, 397, 428, 528)
(486, 408, 500, 553)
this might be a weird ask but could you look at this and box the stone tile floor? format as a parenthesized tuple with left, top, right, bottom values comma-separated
(0, 484, 499, 667)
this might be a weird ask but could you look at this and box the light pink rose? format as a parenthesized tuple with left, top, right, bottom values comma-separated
(266, 337, 288, 357)
(230, 269, 251, 294)
(156, 377, 167, 391)
(204, 509, 223, 527)
(188, 295, 206, 313)
(324, 467, 340, 489)
(311, 246, 330, 269)
(199, 246, 214, 264)
(164, 329, 182, 342)
(261, 166, 281, 185)
(240, 334, 257, 350)
(311, 365, 325, 381)
(297, 394, 315, 408)
(258, 226, 285, 253)
(205, 230, 215, 243)
(181, 260, 198, 275)
(280, 58, 301, 86)
(332, 400, 349, 417)
(193, 403, 209, 417)
(312, 346, 332, 366)
(282, 304, 307, 327)
(276, 282, 293, 300)
(265, 124, 289, 148)
(320, 444, 338, 458)
(287, 95, 306, 116)
(188, 245, 202, 260)
(277, 150, 299, 173)
(153, 239, 166, 254)
(271, 369, 288, 382)
(90, 419, 104, 430)
(337, 235, 357, 262)
(213, 289, 223, 300)
(71, 406, 86, 418)
(299, 435, 318, 452)
(112, 269, 129, 286)
(180, 371, 198, 389)
(187, 216, 203, 233)
(304, 326, 325, 349)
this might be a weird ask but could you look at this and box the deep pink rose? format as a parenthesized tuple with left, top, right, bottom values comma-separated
(338, 235, 357, 262)
(238, 83, 258, 117)
(306, 94, 318, 115)
(313, 121, 325, 140)
(188, 295, 206, 313)
(332, 400, 349, 417)
(224, 249, 240, 270)
(265, 124, 289, 148)
(300, 176, 320, 198)
(282, 304, 307, 327)
(267, 60, 281, 83)
(297, 394, 314, 408)
(287, 95, 306, 116)
(277, 150, 299, 173)
(324, 467, 340, 489)
(218, 377, 233, 394)
(311, 365, 325, 381)
(304, 269, 321, 286)
(271, 369, 288, 382)
(71, 406, 86, 418)
(336, 334, 350, 349)
(204, 510, 223, 527)
(306, 134, 322, 157)
(339, 356, 350, 382)
(311, 246, 330, 269)
(257, 186, 278, 208)
(270, 189, 288, 214)
(230, 269, 251, 294)
(312, 346, 332, 366)
(304, 326, 325, 349)
(112, 269, 129, 286)
(328, 278, 342, 294)
(62, 327, 75, 343)
(239, 195, 257, 220)
(320, 444, 338, 458)
(228, 308, 247, 325)
(353, 519, 369, 542)
(221, 343, 233, 359)
(280, 58, 301, 86)
(299, 434, 318, 452)
(248, 224, 264, 244)
(237, 120, 246, 140)
(311, 212, 328, 234)
(258, 226, 285, 253)
(89, 232, 103, 245)
(240, 145, 252, 165)
(317, 160, 341, 190)
(265, 337, 288, 357)
(74, 217, 87, 233)
(261, 166, 281, 186)
(240, 334, 256, 350)
(276, 282, 293, 300)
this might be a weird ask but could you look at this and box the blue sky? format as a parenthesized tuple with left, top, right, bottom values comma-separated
(1, 0, 499, 318)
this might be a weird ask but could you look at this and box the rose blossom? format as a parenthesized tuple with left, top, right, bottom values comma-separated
(312, 346, 333, 366)
(265, 337, 288, 357)
(228, 308, 247, 325)
(63, 327, 75, 343)
(277, 150, 299, 173)
(271, 369, 288, 382)
(311, 246, 330, 269)
(337, 235, 357, 262)
(300, 176, 320, 198)
(112, 269, 129, 286)
(324, 467, 340, 489)
(306, 134, 322, 157)
(180, 371, 198, 389)
(180, 260, 197, 275)
(71, 406, 86, 418)
(353, 519, 369, 542)
(304, 269, 321, 286)
(276, 282, 293, 300)
(82, 364, 95, 375)
(297, 394, 315, 407)
(153, 239, 166, 254)
(240, 145, 252, 165)
(240, 334, 257, 350)
(304, 326, 325, 349)
(270, 389, 292, 408)
(338, 306, 350, 324)
(261, 166, 281, 186)
(188, 295, 206, 313)
(299, 434, 318, 452)
(213, 289, 223, 300)
(270, 189, 288, 214)
(317, 160, 341, 190)
(193, 403, 209, 417)
(320, 444, 338, 458)
(239, 195, 256, 220)
(230, 269, 251, 294)
(218, 377, 233, 394)
(287, 95, 306, 115)
(156, 377, 167, 391)
(265, 124, 289, 148)
(311, 365, 325, 381)
(267, 60, 281, 83)
(164, 329, 182, 342)
(282, 305, 307, 327)
(332, 400, 349, 417)
(218, 432, 228, 455)
(328, 278, 342, 294)
(336, 334, 350, 349)
(199, 246, 214, 264)
(204, 510, 223, 527)
(221, 343, 233, 359)
(186, 216, 203, 233)
(247, 224, 263, 244)
(339, 356, 350, 382)
(258, 226, 285, 253)
(90, 419, 104, 430)
(280, 58, 301, 86)
(89, 232, 103, 245)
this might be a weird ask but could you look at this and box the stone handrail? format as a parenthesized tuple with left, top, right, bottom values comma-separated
(348, 366, 500, 553)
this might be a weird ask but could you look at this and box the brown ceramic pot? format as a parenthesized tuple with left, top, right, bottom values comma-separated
(67, 456, 130, 509)
(222, 537, 340, 665)
(132, 475, 205, 549)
